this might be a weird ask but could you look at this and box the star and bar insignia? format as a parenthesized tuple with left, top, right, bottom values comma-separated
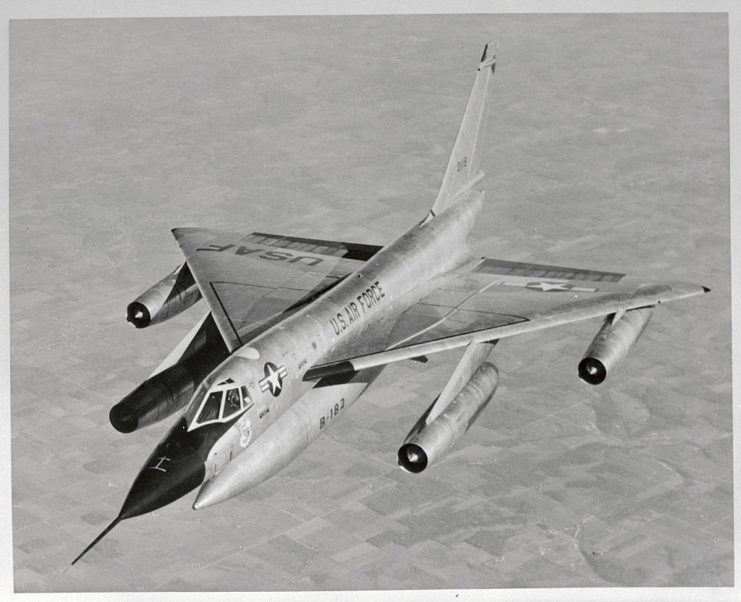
(259, 362, 288, 396)
(501, 281, 598, 293)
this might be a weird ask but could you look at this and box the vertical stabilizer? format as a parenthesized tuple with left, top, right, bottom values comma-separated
(429, 40, 497, 218)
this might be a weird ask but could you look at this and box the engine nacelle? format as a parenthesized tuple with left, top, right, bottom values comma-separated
(110, 345, 228, 433)
(110, 315, 229, 432)
(127, 263, 201, 328)
(578, 306, 654, 385)
(398, 362, 498, 473)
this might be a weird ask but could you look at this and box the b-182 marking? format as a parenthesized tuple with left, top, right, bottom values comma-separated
(319, 398, 345, 429)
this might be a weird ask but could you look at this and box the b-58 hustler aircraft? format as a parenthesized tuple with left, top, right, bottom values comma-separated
(73, 41, 708, 564)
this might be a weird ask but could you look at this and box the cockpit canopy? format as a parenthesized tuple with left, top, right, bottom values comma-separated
(185, 377, 253, 430)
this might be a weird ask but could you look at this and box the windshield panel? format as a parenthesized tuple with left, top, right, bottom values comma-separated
(185, 376, 215, 424)
(197, 391, 223, 424)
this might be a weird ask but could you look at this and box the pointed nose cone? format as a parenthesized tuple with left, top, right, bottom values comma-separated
(120, 418, 206, 519)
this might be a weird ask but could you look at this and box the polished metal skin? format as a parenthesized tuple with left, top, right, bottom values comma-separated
(578, 307, 654, 385)
(426, 341, 497, 424)
(188, 192, 482, 502)
(126, 263, 202, 328)
(398, 362, 499, 473)
(195, 368, 384, 508)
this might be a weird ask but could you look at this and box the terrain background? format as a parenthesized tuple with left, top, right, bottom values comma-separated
(9, 13, 731, 592)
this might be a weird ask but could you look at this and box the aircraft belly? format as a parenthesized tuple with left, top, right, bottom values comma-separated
(194, 369, 382, 509)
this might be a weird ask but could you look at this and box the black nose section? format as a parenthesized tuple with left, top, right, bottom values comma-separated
(72, 417, 209, 565)
(119, 419, 206, 519)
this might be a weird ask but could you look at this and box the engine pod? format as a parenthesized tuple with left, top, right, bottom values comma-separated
(398, 362, 498, 473)
(110, 362, 196, 432)
(578, 306, 654, 385)
(127, 263, 201, 328)
(110, 314, 229, 432)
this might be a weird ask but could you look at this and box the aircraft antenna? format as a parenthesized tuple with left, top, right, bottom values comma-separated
(71, 516, 121, 565)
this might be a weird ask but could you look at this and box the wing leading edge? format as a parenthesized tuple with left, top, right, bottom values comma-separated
(173, 228, 383, 351)
(305, 258, 708, 380)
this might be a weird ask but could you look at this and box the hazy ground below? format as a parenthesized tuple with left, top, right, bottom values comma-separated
(10, 13, 731, 592)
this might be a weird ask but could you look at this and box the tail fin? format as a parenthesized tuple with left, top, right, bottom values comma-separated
(429, 40, 497, 218)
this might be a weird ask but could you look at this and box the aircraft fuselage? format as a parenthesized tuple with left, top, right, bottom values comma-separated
(195, 194, 484, 505)
(123, 193, 484, 515)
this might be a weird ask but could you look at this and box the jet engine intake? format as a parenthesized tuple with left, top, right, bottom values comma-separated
(578, 306, 654, 385)
(398, 362, 498, 473)
(127, 263, 201, 328)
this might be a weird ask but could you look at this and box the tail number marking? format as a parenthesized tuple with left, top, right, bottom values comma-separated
(319, 398, 345, 429)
